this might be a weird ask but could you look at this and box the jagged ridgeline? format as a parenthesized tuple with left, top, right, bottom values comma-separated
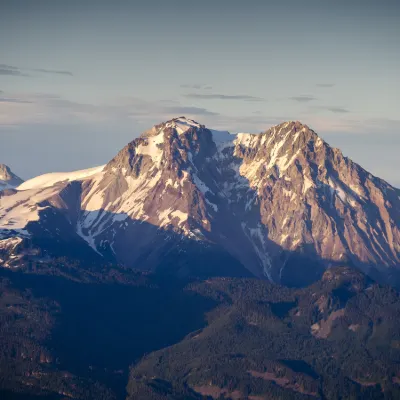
(1, 117, 399, 286)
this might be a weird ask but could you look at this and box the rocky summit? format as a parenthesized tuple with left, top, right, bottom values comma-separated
(1, 117, 399, 286)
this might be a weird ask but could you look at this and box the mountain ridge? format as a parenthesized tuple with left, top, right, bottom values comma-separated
(1, 117, 399, 287)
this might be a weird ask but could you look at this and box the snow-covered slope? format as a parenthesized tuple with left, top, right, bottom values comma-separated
(1, 117, 399, 286)
(18, 165, 105, 190)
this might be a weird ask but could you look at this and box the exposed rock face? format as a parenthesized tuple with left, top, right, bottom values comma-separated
(0, 164, 23, 191)
(227, 121, 400, 285)
(0, 117, 399, 285)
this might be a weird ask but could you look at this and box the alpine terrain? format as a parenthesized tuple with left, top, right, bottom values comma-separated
(0, 117, 399, 286)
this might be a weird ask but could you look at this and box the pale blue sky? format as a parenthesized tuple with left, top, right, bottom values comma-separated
(0, 0, 399, 186)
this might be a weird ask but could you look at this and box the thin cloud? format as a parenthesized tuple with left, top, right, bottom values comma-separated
(0, 97, 33, 104)
(184, 93, 265, 102)
(316, 83, 335, 88)
(157, 99, 180, 105)
(0, 64, 19, 71)
(32, 68, 73, 76)
(0, 63, 73, 77)
(0, 69, 27, 76)
(324, 106, 350, 114)
(0, 91, 220, 127)
(30, 93, 62, 100)
(0, 64, 29, 77)
(163, 105, 219, 116)
(180, 84, 212, 90)
(311, 105, 351, 114)
(290, 95, 317, 103)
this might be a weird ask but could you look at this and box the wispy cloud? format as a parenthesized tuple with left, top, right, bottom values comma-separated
(32, 68, 73, 76)
(0, 92, 220, 127)
(0, 97, 33, 104)
(316, 83, 335, 88)
(184, 93, 265, 102)
(290, 95, 317, 103)
(311, 105, 351, 114)
(324, 106, 350, 114)
(160, 105, 218, 116)
(0, 64, 20, 71)
(0, 91, 367, 138)
(0, 64, 29, 77)
(0, 63, 73, 77)
(180, 83, 212, 90)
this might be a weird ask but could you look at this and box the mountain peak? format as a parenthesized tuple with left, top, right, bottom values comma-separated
(266, 120, 317, 139)
(0, 164, 13, 180)
(0, 164, 24, 190)
(172, 116, 201, 125)
(140, 117, 205, 141)
(276, 120, 310, 129)
(165, 116, 203, 134)
(259, 120, 323, 158)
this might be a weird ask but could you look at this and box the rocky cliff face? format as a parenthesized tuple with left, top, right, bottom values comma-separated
(1, 117, 399, 286)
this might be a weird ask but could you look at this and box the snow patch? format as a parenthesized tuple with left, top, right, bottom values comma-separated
(76, 222, 103, 256)
(158, 208, 188, 227)
(328, 178, 349, 204)
(136, 131, 164, 167)
(303, 175, 314, 193)
(0, 186, 61, 230)
(210, 129, 236, 151)
(192, 173, 213, 195)
(282, 188, 297, 201)
(205, 198, 218, 212)
(241, 222, 272, 280)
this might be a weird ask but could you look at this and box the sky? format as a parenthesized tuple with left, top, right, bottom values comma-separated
(0, 0, 399, 186)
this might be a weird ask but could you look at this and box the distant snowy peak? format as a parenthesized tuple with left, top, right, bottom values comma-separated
(0, 164, 24, 191)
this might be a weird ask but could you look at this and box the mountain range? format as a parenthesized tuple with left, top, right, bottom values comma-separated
(1, 117, 400, 400)
(1, 117, 399, 287)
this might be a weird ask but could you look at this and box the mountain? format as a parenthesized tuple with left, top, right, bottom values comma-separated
(0, 164, 23, 191)
(0, 117, 399, 286)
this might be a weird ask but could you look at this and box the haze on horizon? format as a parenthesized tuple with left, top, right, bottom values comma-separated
(0, 0, 399, 187)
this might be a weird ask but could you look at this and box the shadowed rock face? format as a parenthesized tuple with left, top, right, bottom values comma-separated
(0, 164, 23, 190)
(1, 117, 399, 286)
